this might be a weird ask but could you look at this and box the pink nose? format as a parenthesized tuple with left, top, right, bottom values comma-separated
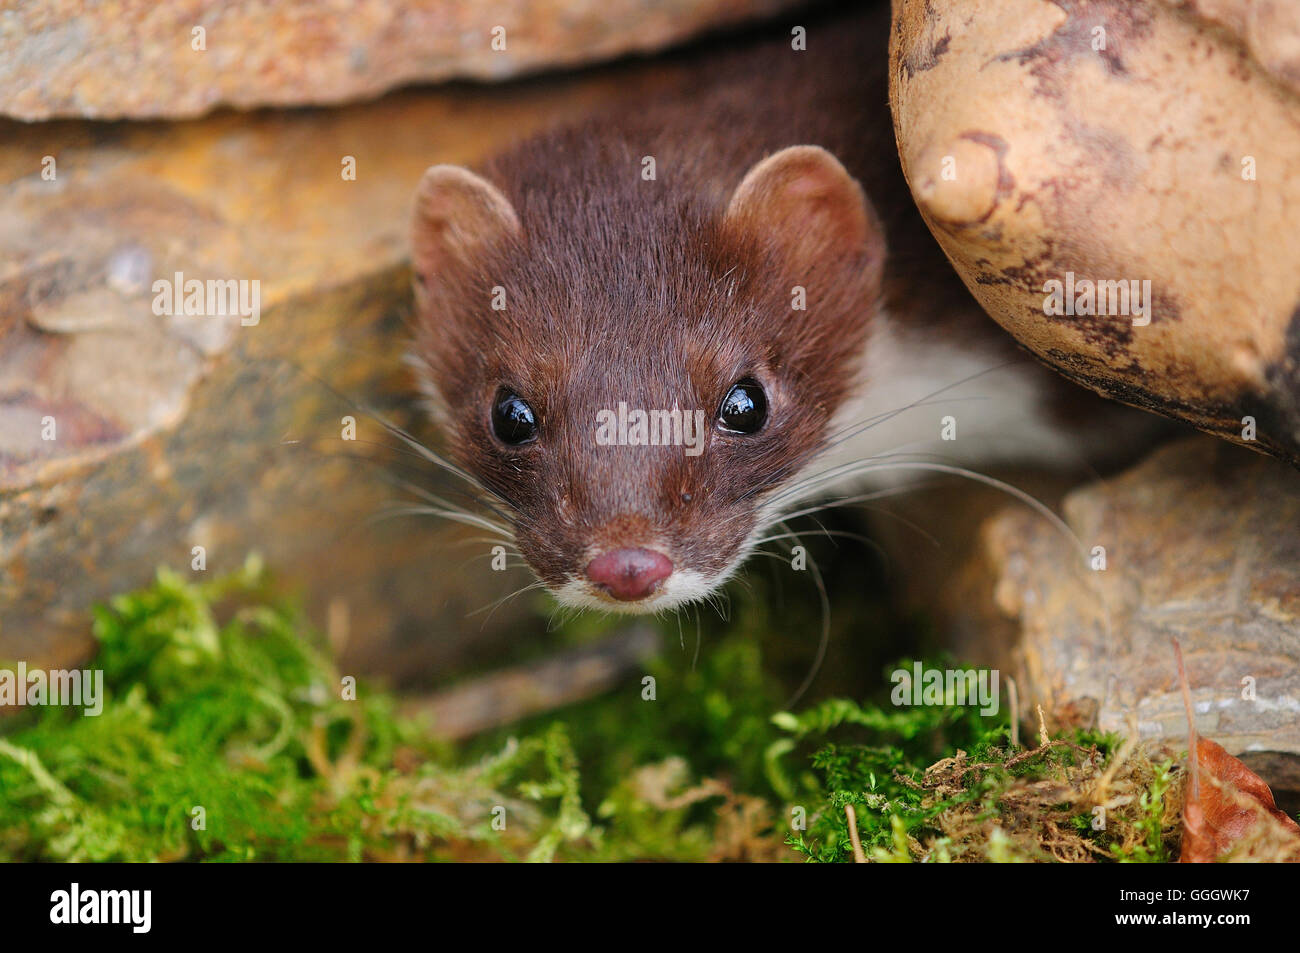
(585, 548, 673, 602)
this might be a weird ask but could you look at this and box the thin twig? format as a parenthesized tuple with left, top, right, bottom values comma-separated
(1008, 677, 1020, 748)
(1173, 638, 1199, 802)
(845, 804, 867, 863)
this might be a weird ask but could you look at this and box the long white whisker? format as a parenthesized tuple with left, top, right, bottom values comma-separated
(788, 460, 1112, 641)
(691, 604, 702, 671)
(768, 480, 939, 525)
(471, 580, 547, 627)
(774, 520, 832, 709)
(822, 359, 1022, 449)
(370, 504, 512, 538)
(732, 361, 1029, 511)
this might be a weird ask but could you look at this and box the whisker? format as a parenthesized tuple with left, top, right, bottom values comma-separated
(278, 432, 525, 542)
(728, 353, 1040, 512)
(691, 604, 702, 671)
(767, 480, 938, 525)
(789, 459, 1112, 639)
(765, 484, 945, 552)
(271, 357, 491, 496)
(822, 359, 1023, 450)
(369, 505, 513, 538)
(773, 521, 832, 710)
(472, 580, 547, 629)
(339, 436, 521, 525)
(730, 360, 1029, 511)
(763, 448, 947, 511)
(756, 528, 872, 547)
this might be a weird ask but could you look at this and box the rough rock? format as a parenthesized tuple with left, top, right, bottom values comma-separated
(890, 0, 1300, 467)
(970, 436, 1300, 790)
(0, 0, 805, 120)
(1163, 0, 1300, 93)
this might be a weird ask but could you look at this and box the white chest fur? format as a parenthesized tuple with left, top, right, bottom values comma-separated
(775, 313, 1084, 506)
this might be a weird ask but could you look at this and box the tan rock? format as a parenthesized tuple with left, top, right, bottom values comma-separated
(1164, 0, 1300, 93)
(974, 437, 1300, 788)
(890, 0, 1300, 467)
(0, 0, 803, 120)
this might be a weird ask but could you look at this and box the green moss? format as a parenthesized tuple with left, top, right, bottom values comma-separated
(1109, 759, 1175, 863)
(0, 559, 589, 862)
(0, 560, 1165, 862)
(771, 692, 1008, 862)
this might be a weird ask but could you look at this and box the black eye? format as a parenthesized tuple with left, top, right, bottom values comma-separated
(717, 378, 767, 434)
(491, 389, 538, 445)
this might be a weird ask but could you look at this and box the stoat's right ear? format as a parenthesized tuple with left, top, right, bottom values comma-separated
(724, 146, 883, 280)
(411, 165, 521, 288)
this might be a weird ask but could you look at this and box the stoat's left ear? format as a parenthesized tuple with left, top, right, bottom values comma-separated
(724, 145, 883, 277)
(411, 165, 521, 289)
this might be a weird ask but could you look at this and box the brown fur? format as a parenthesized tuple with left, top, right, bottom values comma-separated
(409, 4, 995, 593)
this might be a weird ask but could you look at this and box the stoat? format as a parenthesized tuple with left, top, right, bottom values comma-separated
(408, 4, 1154, 614)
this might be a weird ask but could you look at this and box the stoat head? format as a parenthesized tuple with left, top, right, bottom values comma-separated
(410, 142, 884, 613)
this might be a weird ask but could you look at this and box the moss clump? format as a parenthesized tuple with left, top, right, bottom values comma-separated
(0, 559, 589, 861)
(771, 698, 1183, 862)
(0, 560, 1184, 862)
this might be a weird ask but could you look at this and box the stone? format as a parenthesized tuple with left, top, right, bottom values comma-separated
(0, 0, 804, 120)
(890, 0, 1300, 467)
(1169, 0, 1300, 93)
(969, 436, 1300, 791)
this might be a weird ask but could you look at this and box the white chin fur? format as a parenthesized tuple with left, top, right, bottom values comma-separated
(549, 567, 724, 615)
(546, 532, 765, 615)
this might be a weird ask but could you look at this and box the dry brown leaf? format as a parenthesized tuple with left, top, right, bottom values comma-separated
(1174, 640, 1300, 862)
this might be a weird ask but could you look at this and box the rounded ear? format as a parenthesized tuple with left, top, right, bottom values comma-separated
(411, 165, 521, 287)
(724, 145, 883, 276)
